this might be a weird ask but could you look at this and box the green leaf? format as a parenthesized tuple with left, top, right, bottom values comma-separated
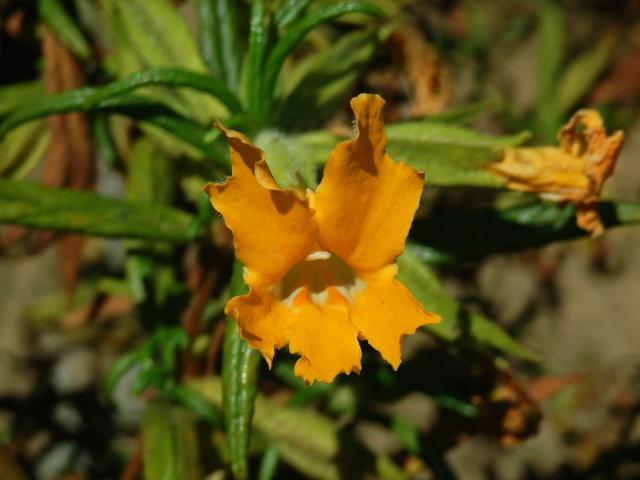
(90, 68, 242, 113)
(142, 400, 203, 480)
(260, 1, 384, 121)
(126, 138, 174, 205)
(190, 377, 341, 480)
(196, 0, 242, 90)
(106, 0, 227, 120)
(0, 121, 48, 179)
(255, 130, 319, 189)
(222, 261, 261, 480)
(257, 446, 280, 480)
(0, 68, 242, 137)
(104, 346, 151, 401)
(0, 89, 227, 165)
(535, 0, 564, 141)
(274, 0, 312, 27)
(169, 383, 223, 427)
(114, 0, 205, 71)
(557, 31, 617, 114)
(0, 81, 42, 117)
(397, 250, 541, 362)
(39, 0, 91, 59)
(0, 177, 196, 242)
(276, 27, 381, 131)
(295, 120, 528, 187)
(408, 201, 640, 264)
(246, 0, 269, 121)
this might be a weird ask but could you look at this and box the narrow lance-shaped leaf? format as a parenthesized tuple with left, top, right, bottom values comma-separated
(0, 177, 196, 242)
(0, 67, 242, 138)
(142, 400, 203, 480)
(535, 0, 564, 141)
(195, 0, 226, 79)
(191, 377, 341, 480)
(557, 31, 617, 114)
(246, 0, 268, 121)
(38, 0, 91, 59)
(276, 27, 382, 131)
(222, 260, 262, 480)
(108, 0, 229, 119)
(0, 81, 42, 117)
(0, 90, 228, 166)
(195, 0, 242, 90)
(275, 0, 312, 27)
(397, 250, 541, 362)
(260, 1, 384, 121)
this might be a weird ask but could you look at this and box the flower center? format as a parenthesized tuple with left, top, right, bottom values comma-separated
(276, 251, 364, 307)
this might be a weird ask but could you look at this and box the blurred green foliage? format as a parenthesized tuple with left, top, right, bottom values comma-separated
(1, 0, 639, 479)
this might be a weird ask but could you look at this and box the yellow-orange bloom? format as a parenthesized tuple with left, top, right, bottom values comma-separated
(487, 109, 624, 236)
(203, 94, 440, 384)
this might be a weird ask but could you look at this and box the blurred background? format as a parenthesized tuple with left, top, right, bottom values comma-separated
(1, 0, 640, 479)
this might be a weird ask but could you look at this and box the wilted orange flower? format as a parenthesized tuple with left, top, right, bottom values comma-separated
(487, 109, 624, 236)
(203, 94, 440, 384)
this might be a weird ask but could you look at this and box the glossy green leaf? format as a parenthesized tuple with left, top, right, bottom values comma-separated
(222, 260, 261, 480)
(274, 0, 312, 27)
(196, 0, 242, 89)
(0, 90, 227, 165)
(246, 0, 269, 120)
(39, 0, 91, 59)
(90, 68, 242, 113)
(397, 250, 541, 362)
(0, 68, 241, 138)
(142, 400, 203, 480)
(260, 1, 384, 120)
(0, 177, 195, 242)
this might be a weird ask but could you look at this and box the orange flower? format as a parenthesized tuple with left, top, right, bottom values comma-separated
(203, 94, 440, 384)
(487, 110, 624, 236)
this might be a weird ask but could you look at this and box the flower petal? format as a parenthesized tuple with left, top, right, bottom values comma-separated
(288, 290, 361, 384)
(311, 94, 425, 273)
(204, 123, 317, 283)
(351, 267, 440, 369)
(487, 109, 624, 237)
(225, 286, 295, 367)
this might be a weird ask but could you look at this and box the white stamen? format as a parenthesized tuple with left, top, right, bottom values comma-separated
(306, 250, 331, 261)
(274, 252, 364, 307)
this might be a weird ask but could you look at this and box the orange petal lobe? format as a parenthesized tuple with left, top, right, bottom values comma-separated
(311, 94, 425, 273)
(225, 286, 295, 367)
(289, 290, 361, 384)
(203, 123, 317, 283)
(351, 267, 440, 369)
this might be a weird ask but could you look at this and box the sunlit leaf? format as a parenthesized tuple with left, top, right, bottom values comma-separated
(0, 177, 195, 242)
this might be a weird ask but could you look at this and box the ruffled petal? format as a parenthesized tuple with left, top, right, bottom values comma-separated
(204, 123, 317, 283)
(311, 94, 425, 273)
(288, 290, 361, 384)
(351, 267, 440, 369)
(225, 286, 295, 367)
